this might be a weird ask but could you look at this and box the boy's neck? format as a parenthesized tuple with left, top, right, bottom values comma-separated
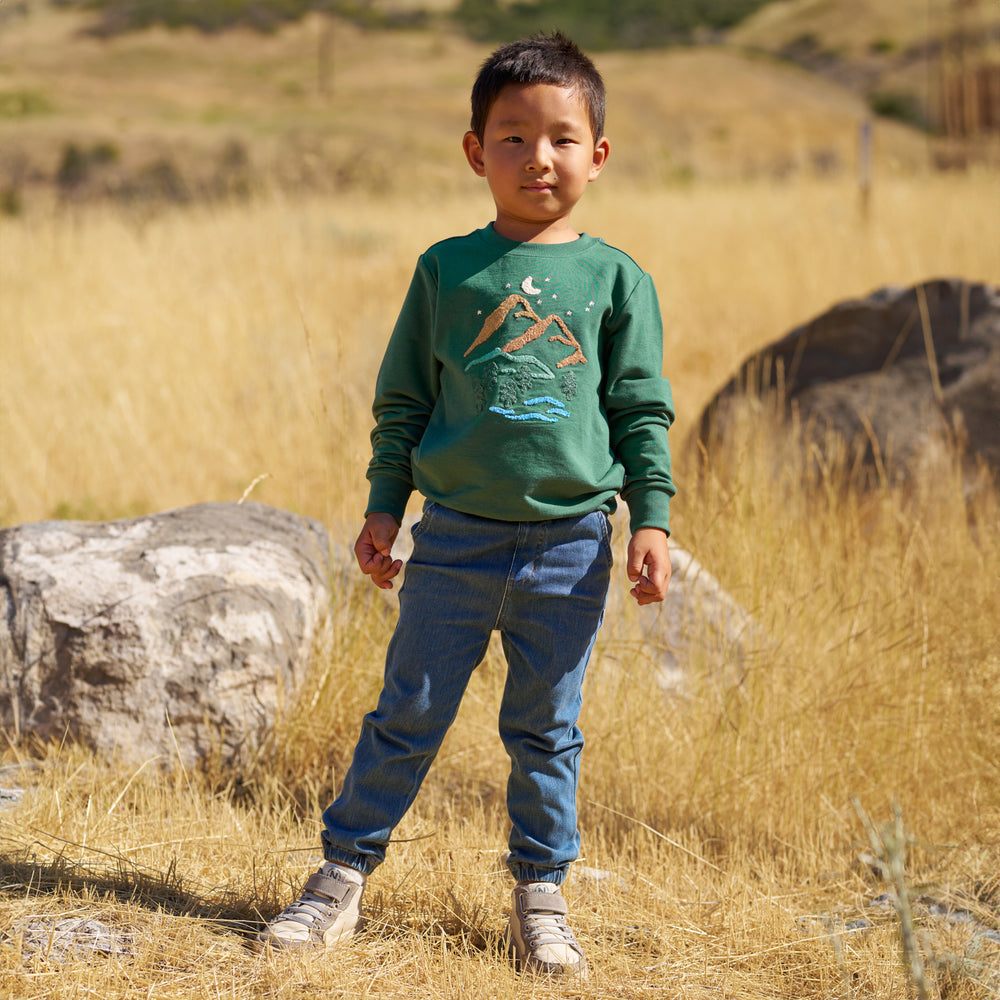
(491, 217, 581, 244)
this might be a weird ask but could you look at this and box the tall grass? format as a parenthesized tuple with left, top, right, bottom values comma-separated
(2, 174, 999, 997)
(2, 172, 997, 529)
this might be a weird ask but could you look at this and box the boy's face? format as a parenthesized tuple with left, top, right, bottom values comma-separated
(463, 83, 610, 244)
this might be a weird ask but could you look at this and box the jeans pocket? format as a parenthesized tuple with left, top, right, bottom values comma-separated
(595, 511, 615, 568)
(410, 500, 439, 541)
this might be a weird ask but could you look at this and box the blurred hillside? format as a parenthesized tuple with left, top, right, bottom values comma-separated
(730, 0, 1000, 146)
(0, 0, 995, 209)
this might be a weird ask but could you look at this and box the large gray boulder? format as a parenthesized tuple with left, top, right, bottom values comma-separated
(695, 279, 1000, 487)
(0, 502, 331, 767)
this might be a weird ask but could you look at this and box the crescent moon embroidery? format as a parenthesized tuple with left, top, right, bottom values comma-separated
(521, 276, 541, 296)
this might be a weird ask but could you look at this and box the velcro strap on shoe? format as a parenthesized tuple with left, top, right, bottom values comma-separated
(521, 890, 568, 915)
(303, 872, 352, 903)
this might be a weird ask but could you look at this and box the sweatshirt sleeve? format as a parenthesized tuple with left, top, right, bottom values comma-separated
(603, 272, 676, 534)
(365, 257, 440, 522)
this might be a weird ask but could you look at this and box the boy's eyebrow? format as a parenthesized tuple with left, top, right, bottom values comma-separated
(491, 116, 588, 132)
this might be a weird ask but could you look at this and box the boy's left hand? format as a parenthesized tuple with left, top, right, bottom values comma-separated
(355, 512, 403, 589)
(626, 527, 672, 606)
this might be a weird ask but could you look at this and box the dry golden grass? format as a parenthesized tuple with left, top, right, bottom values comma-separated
(2, 172, 999, 998)
(2, 171, 998, 530)
(2, 9, 1000, 997)
(2, 433, 998, 998)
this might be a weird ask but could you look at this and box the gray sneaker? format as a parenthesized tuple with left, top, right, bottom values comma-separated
(255, 862, 365, 951)
(507, 882, 587, 978)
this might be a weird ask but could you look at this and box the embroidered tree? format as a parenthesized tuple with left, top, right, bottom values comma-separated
(473, 382, 487, 412)
(497, 376, 520, 409)
(512, 367, 535, 398)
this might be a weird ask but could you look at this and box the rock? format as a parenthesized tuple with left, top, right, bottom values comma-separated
(0, 788, 24, 809)
(573, 866, 628, 893)
(11, 915, 135, 963)
(695, 279, 1000, 488)
(0, 502, 331, 768)
(600, 536, 758, 692)
(0, 762, 38, 810)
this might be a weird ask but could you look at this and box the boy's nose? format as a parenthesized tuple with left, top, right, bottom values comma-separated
(525, 140, 553, 171)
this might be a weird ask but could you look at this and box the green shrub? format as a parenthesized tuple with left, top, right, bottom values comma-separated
(868, 89, 928, 131)
(56, 143, 90, 190)
(0, 186, 23, 217)
(135, 156, 190, 202)
(55, 141, 122, 192)
(869, 36, 897, 54)
(777, 32, 840, 68)
(452, 0, 770, 48)
(0, 89, 54, 118)
(77, 0, 427, 36)
(90, 140, 121, 165)
(70, 0, 745, 41)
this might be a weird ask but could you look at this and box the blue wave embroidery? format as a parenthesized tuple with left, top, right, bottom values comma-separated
(488, 406, 561, 423)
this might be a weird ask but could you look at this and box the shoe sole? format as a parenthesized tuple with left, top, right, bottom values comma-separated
(251, 919, 362, 953)
(506, 931, 588, 980)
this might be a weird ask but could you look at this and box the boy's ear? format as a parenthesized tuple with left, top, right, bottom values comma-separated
(589, 136, 611, 181)
(463, 130, 487, 177)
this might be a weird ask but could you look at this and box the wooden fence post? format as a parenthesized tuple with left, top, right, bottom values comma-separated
(858, 118, 872, 220)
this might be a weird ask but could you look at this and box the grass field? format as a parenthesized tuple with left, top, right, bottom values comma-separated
(3, 173, 997, 530)
(2, 7, 1000, 998)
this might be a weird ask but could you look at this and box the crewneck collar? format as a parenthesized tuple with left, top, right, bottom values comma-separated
(477, 224, 598, 256)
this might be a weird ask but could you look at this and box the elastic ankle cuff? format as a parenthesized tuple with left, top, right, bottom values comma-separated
(322, 850, 374, 879)
(508, 864, 566, 885)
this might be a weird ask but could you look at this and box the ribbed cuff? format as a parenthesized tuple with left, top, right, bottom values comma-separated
(623, 489, 671, 535)
(365, 475, 413, 524)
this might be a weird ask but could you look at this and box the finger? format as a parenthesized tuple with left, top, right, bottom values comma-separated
(646, 560, 671, 596)
(369, 556, 403, 588)
(625, 544, 647, 583)
(354, 531, 376, 563)
(355, 541, 383, 575)
(630, 574, 666, 605)
(370, 527, 397, 557)
(367, 515, 399, 553)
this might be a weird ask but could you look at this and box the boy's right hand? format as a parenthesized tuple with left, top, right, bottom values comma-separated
(354, 512, 403, 589)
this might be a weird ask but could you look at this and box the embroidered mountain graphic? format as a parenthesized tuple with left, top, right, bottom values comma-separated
(464, 292, 587, 423)
(463, 294, 587, 369)
(466, 348, 556, 381)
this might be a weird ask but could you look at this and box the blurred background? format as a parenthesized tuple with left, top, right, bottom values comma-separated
(2, 0, 999, 205)
(1, 0, 998, 531)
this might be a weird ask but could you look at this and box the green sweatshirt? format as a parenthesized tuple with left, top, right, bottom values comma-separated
(366, 225, 676, 533)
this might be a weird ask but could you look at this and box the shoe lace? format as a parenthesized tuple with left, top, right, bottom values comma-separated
(523, 907, 576, 946)
(283, 890, 335, 926)
(278, 867, 353, 927)
(517, 889, 580, 953)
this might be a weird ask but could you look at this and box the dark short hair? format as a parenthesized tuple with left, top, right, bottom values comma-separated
(470, 32, 606, 142)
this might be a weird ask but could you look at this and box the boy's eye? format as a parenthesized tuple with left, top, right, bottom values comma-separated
(504, 136, 523, 143)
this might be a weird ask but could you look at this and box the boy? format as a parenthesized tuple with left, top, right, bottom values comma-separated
(257, 32, 675, 977)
